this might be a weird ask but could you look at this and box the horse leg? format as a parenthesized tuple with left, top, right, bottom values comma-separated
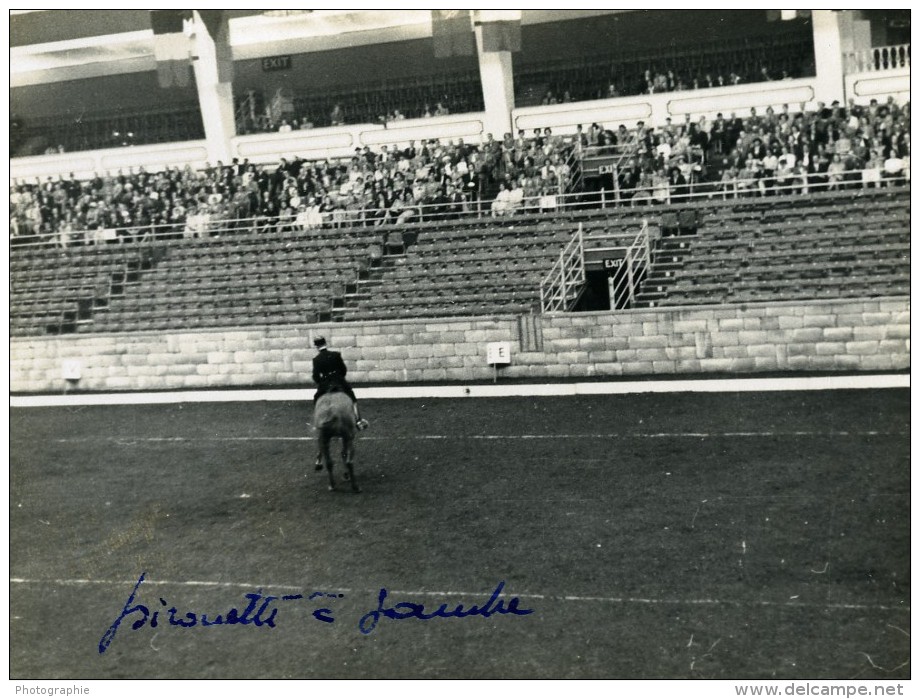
(314, 445, 323, 471)
(341, 436, 350, 481)
(343, 435, 359, 493)
(319, 433, 336, 491)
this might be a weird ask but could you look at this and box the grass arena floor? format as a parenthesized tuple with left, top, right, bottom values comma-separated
(9, 387, 910, 680)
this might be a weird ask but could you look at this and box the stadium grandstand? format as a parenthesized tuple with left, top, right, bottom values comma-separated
(9, 9, 910, 389)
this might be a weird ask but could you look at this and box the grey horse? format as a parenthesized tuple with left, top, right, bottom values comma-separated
(313, 390, 360, 493)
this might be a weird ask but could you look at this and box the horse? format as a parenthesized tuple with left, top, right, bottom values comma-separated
(313, 387, 360, 493)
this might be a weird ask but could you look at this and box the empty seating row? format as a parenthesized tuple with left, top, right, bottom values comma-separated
(682, 245, 908, 268)
(639, 187, 910, 308)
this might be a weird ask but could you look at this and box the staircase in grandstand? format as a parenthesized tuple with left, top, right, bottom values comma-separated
(633, 186, 910, 308)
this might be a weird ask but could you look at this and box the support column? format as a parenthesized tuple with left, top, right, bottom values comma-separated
(191, 10, 235, 165)
(474, 20, 515, 139)
(837, 10, 872, 55)
(811, 10, 846, 105)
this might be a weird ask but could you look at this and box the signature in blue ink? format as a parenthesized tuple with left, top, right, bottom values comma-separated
(358, 580, 533, 635)
(98, 572, 336, 654)
(99, 574, 533, 652)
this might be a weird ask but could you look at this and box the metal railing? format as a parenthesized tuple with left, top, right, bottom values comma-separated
(575, 139, 638, 197)
(235, 90, 260, 133)
(610, 220, 652, 311)
(9, 167, 910, 251)
(540, 222, 585, 313)
(845, 44, 910, 73)
(566, 141, 591, 192)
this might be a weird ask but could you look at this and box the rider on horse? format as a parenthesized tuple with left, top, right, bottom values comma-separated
(312, 336, 368, 430)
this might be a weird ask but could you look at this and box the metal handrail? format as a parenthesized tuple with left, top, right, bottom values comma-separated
(610, 219, 651, 310)
(9, 167, 910, 251)
(566, 143, 586, 192)
(540, 223, 585, 313)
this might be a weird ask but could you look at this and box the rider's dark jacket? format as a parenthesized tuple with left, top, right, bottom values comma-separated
(312, 348, 357, 402)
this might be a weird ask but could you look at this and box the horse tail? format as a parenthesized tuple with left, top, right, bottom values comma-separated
(316, 411, 344, 430)
(314, 393, 357, 433)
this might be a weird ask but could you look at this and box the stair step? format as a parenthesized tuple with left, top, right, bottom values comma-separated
(658, 245, 690, 255)
(647, 271, 677, 280)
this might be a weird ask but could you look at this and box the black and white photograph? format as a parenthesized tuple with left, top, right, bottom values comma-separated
(8, 8, 910, 693)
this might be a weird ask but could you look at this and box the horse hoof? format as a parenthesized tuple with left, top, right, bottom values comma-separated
(315, 464, 324, 472)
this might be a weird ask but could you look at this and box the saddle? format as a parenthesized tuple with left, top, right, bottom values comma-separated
(321, 375, 347, 395)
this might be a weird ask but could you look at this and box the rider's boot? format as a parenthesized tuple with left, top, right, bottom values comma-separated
(354, 403, 369, 430)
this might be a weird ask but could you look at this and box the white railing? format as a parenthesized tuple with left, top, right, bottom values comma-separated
(540, 223, 586, 313)
(566, 143, 586, 192)
(845, 44, 911, 73)
(236, 90, 259, 132)
(268, 88, 295, 124)
(577, 139, 638, 197)
(610, 220, 652, 310)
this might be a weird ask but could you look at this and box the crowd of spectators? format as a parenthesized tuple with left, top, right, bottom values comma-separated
(581, 96, 910, 204)
(9, 129, 579, 246)
(522, 28, 814, 106)
(709, 97, 911, 199)
(9, 96, 910, 247)
(538, 66, 798, 108)
(262, 100, 454, 134)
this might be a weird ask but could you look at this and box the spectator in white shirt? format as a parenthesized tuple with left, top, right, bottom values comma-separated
(883, 149, 905, 184)
(491, 182, 513, 217)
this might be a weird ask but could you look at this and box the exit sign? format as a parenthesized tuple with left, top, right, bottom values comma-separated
(262, 55, 292, 72)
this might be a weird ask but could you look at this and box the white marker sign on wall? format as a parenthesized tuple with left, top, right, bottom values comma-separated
(61, 359, 82, 380)
(486, 342, 511, 365)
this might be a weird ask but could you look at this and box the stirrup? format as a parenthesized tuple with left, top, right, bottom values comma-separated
(356, 418, 369, 431)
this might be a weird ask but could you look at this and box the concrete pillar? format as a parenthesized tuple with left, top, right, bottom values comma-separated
(474, 23, 515, 139)
(191, 10, 235, 165)
(811, 10, 846, 105)
(837, 10, 872, 55)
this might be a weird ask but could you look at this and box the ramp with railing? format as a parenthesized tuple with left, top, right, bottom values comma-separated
(540, 223, 586, 313)
(609, 220, 652, 310)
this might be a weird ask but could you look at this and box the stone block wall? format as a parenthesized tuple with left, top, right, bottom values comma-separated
(9, 297, 909, 394)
